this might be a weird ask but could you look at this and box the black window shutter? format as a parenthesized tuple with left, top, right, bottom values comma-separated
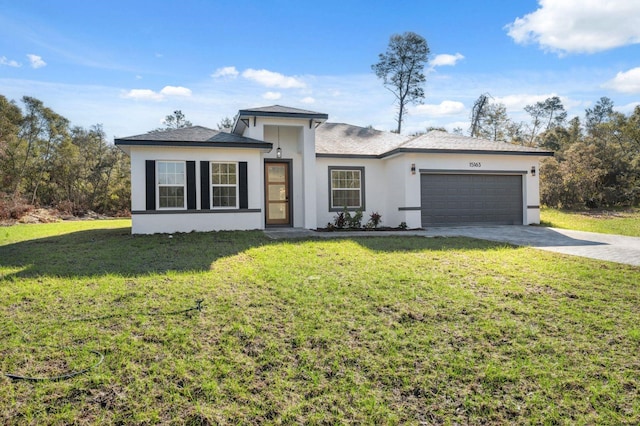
(145, 160, 156, 210)
(239, 162, 248, 209)
(200, 161, 210, 210)
(186, 161, 196, 210)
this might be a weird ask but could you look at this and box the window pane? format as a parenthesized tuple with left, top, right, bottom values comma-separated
(268, 202, 286, 220)
(175, 170, 184, 184)
(332, 189, 360, 208)
(268, 184, 287, 201)
(268, 165, 285, 183)
(331, 169, 361, 189)
(211, 162, 237, 208)
(212, 186, 237, 208)
(212, 162, 237, 185)
(158, 161, 185, 185)
(330, 168, 363, 209)
(159, 186, 184, 208)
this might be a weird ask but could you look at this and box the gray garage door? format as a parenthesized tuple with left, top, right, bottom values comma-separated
(421, 174, 523, 226)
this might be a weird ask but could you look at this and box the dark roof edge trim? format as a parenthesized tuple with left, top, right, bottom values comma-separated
(238, 110, 328, 120)
(315, 153, 380, 159)
(419, 169, 528, 175)
(115, 140, 273, 150)
(381, 147, 554, 158)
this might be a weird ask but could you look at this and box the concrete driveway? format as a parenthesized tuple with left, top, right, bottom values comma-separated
(422, 226, 640, 267)
(265, 226, 640, 267)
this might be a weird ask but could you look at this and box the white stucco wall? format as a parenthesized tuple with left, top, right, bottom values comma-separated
(315, 158, 388, 228)
(129, 146, 263, 234)
(249, 118, 317, 229)
(394, 152, 543, 227)
(315, 152, 544, 229)
(127, 126, 544, 234)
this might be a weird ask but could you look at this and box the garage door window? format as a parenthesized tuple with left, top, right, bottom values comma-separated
(329, 166, 365, 211)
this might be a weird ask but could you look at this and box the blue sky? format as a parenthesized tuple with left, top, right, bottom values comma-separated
(1, 0, 639, 140)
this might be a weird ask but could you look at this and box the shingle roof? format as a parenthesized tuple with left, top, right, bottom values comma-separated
(395, 131, 553, 156)
(114, 126, 272, 151)
(315, 125, 553, 157)
(239, 105, 328, 118)
(117, 126, 219, 142)
(115, 119, 552, 158)
(315, 123, 408, 156)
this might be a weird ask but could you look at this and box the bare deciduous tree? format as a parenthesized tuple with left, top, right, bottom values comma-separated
(372, 32, 430, 134)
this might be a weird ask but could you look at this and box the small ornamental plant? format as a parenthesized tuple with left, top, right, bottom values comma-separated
(333, 210, 347, 229)
(348, 209, 363, 229)
(367, 212, 382, 229)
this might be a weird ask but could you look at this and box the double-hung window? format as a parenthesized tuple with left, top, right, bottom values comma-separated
(157, 161, 186, 209)
(211, 162, 238, 208)
(329, 166, 365, 211)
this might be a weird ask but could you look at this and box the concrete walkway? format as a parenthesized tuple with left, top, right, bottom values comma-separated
(264, 226, 640, 267)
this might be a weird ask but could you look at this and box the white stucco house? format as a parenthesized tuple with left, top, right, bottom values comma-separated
(115, 105, 553, 234)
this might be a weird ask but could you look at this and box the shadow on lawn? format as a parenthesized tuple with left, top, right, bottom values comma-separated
(0, 228, 271, 278)
(0, 228, 514, 279)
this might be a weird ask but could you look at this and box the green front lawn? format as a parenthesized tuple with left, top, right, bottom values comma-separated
(1, 221, 639, 424)
(541, 207, 640, 237)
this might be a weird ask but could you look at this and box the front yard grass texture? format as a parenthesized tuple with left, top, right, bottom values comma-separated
(541, 207, 640, 237)
(1, 221, 639, 425)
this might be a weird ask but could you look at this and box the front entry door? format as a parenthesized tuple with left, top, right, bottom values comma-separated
(265, 161, 291, 226)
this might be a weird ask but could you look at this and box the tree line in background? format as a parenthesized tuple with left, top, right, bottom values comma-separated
(2, 88, 639, 220)
(0, 94, 130, 219)
(372, 32, 639, 210)
(466, 94, 640, 209)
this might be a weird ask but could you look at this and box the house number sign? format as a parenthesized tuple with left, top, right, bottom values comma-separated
(469, 162, 482, 167)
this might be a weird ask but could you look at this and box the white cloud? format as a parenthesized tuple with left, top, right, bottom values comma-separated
(616, 101, 640, 113)
(211, 66, 239, 79)
(413, 100, 465, 116)
(494, 93, 559, 110)
(300, 96, 315, 104)
(604, 67, 640, 94)
(262, 91, 282, 100)
(121, 89, 164, 101)
(122, 85, 192, 101)
(160, 85, 192, 97)
(506, 0, 640, 54)
(27, 54, 46, 69)
(0, 56, 21, 67)
(431, 53, 464, 67)
(242, 68, 306, 89)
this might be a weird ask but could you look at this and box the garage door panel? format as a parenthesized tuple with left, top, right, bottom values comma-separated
(421, 174, 523, 226)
